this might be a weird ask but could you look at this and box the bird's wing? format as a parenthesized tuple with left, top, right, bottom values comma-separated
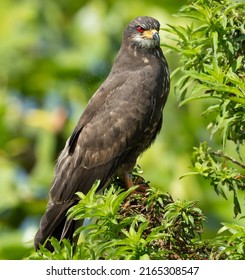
(35, 69, 160, 248)
(49, 67, 159, 203)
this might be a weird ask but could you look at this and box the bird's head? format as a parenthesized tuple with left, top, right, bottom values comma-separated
(124, 16, 161, 49)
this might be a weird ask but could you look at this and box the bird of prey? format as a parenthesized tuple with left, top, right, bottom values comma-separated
(34, 16, 170, 250)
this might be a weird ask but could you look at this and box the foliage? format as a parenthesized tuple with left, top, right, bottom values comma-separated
(211, 222, 245, 260)
(166, 0, 245, 137)
(161, 0, 245, 259)
(164, 0, 245, 214)
(29, 179, 245, 260)
(165, 0, 245, 261)
(29, 181, 210, 260)
(190, 142, 245, 217)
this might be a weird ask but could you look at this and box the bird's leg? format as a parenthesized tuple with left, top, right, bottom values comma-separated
(124, 173, 134, 190)
(124, 172, 149, 193)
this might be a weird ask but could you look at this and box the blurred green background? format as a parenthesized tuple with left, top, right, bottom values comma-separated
(0, 0, 244, 259)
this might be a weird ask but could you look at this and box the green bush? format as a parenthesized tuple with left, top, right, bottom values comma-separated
(29, 181, 210, 260)
(163, 0, 245, 259)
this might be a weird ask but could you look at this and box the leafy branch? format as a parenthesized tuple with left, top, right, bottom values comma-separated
(163, 0, 245, 217)
(163, 0, 245, 146)
(210, 151, 245, 170)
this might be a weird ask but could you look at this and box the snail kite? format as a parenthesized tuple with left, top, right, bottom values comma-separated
(34, 16, 170, 250)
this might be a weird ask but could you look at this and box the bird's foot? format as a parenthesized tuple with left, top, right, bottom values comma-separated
(118, 173, 150, 194)
(133, 182, 150, 193)
(132, 174, 149, 193)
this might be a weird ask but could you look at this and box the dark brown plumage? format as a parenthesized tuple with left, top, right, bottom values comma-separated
(34, 16, 170, 250)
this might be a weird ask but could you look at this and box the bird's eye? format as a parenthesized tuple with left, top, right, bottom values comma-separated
(137, 26, 145, 33)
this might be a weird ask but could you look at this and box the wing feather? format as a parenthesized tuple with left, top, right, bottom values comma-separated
(50, 68, 157, 201)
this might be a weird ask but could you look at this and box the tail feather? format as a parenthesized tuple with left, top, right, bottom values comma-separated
(34, 152, 121, 251)
(34, 201, 76, 250)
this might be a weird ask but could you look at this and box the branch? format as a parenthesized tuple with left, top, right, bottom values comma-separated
(211, 151, 245, 169)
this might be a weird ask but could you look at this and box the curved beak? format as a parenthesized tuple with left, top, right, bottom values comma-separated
(152, 30, 160, 44)
(143, 29, 160, 45)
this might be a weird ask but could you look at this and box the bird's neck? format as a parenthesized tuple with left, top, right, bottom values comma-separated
(110, 44, 164, 74)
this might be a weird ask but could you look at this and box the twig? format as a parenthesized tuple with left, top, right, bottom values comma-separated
(210, 151, 245, 169)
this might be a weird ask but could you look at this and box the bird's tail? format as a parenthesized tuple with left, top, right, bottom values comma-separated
(34, 201, 80, 251)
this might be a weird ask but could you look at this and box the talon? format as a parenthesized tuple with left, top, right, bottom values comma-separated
(133, 183, 150, 194)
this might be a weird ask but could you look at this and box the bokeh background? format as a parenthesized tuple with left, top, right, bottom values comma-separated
(0, 0, 244, 259)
